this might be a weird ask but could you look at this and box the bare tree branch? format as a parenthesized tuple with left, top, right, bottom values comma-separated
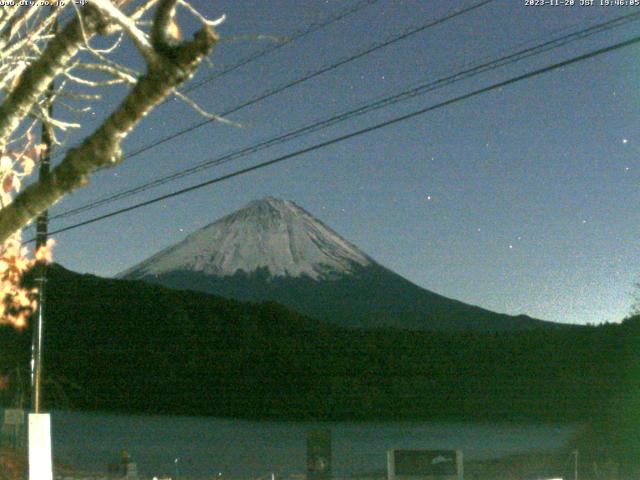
(151, 0, 180, 51)
(90, 0, 155, 61)
(0, 24, 218, 242)
(0, 6, 22, 34)
(0, 6, 110, 153)
(73, 62, 138, 83)
(130, 0, 160, 21)
(0, 0, 223, 326)
(174, 89, 242, 128)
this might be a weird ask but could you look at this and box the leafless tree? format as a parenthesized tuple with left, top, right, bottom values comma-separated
(0, 0, 222, 326)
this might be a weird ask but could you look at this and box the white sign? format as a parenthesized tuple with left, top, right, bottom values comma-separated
(29, 413, 53, 480)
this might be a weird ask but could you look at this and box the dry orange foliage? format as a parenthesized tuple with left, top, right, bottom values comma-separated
(0, 136, 54, 328)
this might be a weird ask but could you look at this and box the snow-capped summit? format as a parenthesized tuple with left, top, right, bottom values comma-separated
(121, 197, 556, 331)
(120, 197, 372, 280)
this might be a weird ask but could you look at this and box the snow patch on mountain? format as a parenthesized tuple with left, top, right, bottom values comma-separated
(120, 197, 373, 280)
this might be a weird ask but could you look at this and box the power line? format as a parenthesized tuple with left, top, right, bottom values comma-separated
(182, 0, 382, 94)
(48, 0, 382, 162)
(50, 0, 496, 165)
(128, 0, 496, 155)
(50, 8, 640, 221)
(31, 32, 640, 241)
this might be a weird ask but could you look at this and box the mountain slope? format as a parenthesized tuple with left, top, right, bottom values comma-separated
(121, 197, 561, 331)
(145, 265, 553, 331)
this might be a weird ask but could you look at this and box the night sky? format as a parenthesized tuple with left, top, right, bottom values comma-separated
(35, 0, 640, 325)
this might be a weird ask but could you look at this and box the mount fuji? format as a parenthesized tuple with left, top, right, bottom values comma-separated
(120, 197, 558, 331)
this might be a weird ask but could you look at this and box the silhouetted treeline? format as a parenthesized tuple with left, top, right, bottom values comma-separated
(1, 264, 638, 425)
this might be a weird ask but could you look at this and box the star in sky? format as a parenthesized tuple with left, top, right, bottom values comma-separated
(48, 0, 640, 326)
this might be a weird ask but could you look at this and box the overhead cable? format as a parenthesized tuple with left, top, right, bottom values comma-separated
(30, 32, 640, 241)
(50, 9, 640, 221)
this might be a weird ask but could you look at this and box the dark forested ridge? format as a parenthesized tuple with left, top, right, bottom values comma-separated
(131, 265, 559, 332)
(0, 264, 638, 425)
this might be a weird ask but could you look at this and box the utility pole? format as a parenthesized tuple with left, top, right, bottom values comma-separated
(31, 56, 53, 416)
(573, 449, 579, 480)
(28, 11, 56, 480)
(31, 0, 59, 417)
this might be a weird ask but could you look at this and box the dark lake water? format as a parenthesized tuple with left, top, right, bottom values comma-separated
(35, 410, 580, 477)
